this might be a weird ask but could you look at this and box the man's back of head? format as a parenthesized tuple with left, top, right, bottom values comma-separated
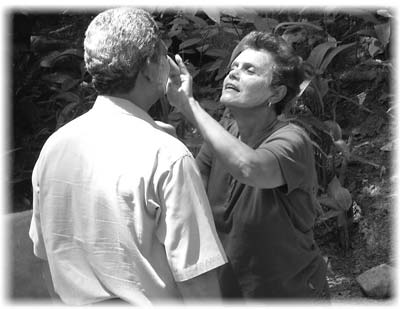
(84, 7, 161, 96)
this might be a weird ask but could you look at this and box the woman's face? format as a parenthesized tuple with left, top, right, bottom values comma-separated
(220, 48, 276, 109)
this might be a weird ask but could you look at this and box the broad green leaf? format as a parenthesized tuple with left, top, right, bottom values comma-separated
(196, 44, 210, 53)
(282, 28, 307, 46)
(200, 26, 220, 39)
(298, 79, 311, 97)
(204, 48, 229, 58)
(333, 139, 351, 160)
(324, 120, 342, 141)
(320, 42, 356, 73)
(368, 38, 384, 57)
(184, 14, 208, 27)
(179, 37, 202, 50)
(53, 92, 81, 103)
(377, 9, 393, 18)
(352, 9, 380, 24)
(316, 208, 343, 222)
(169, 17, 189, 26)
(309, 78, 327, 113)
(306, 42, 336, 71)
(42, 72, 74, 84)
(202, 8, 221, 24)
(180, 48, 197, 54)
(327, 176, 352, 211)
(222, 27, 241, 36)
(274, 21, 323, 34)
(56, 102, 79, 129)
(162, 38, 172, 48)
(61, 78, 80, 91)
(253, 16, 277, 32)
(318, 195, 342, 211)
(204, 59, 223, 72)
(374, 22, 391, 47)
(40, 49, 83, 68)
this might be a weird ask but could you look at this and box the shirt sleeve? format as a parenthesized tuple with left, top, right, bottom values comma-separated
(258, 125, 316, 195)
(195, 142, 212, 180)
(29, 159, 48, 260)
(156, 155, 227, 282)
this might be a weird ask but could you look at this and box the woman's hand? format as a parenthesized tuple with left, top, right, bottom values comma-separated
(166, 55, 193, 112)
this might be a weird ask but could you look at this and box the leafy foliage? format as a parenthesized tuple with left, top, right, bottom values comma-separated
(11, 8, 393, 244)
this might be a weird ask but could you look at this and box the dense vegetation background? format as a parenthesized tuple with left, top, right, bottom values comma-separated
(9, 7, 393, 300)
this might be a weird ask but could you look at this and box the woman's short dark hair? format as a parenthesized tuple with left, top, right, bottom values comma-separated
(229, 31, 305, 114)
(84, 7, 162, 95)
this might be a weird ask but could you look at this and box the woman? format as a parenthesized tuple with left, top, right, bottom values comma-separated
(167, 31, 330, 299)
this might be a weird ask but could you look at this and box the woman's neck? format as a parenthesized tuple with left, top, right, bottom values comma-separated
(230, 105, 278, 145)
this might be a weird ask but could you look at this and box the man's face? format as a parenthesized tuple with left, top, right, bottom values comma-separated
(220, 48, 275, 109)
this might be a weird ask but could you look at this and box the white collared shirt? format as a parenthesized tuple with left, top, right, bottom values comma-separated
(29, 95, 227, 305)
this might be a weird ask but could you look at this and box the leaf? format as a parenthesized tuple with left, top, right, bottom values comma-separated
(221, 8, 238, 17)
(253, 16, 278, 32)
(179, 37, 202, 50)
(274, 21, 323, 34)
(297, 79, 312, 97)
(377, 9, 393, 18)
(368, 38, 384, 57)
(320, 42, 356, 73)
(184, 14, 208, 28)
(282, 28, 308, 46)
(353, 9, 380, 24)
(306, 42, 337, 71)
(324, 120, 342, 141)
(42, 72, 74, 85)
(204, 59, 223, 72)
(333, 139, 351, 160)
(56, 102, 80, 129)
(222, 27, 241, 36)
(316, 208, 343, 222)
(162, 38, 172, 48)
(374, 22, 391, 47)
(196, 44, 210, 53)
(350, 154, 381, 169)
(180, 48, 197, 54)
(318, 195, 342, 211)
(204, 48, 229, 58)
(40, 49, 83, 68)
(327, 176, 352, 211)
(61, 78, 80, 91)
(356, 92, 367, 105)
(202, 8, 221, 24)
(380, 141, 393, 152)
(53, 92, 81, 104)
(169, 17, 189, 26)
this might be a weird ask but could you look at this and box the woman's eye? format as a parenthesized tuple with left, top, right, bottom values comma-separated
(246, 67, 255, 74)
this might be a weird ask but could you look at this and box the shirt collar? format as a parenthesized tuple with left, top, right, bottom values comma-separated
(92, 95, 156, 125)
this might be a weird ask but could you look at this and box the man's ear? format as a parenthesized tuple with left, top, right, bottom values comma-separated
(270, 85, 287, 105)
(141, 57, 156, 82)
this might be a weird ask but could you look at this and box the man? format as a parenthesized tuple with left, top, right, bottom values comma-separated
(167, 32, 330, 299)
(29, 7, 227, 305)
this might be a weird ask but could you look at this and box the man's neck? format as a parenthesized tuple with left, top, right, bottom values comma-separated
(112, 80, 160, 112)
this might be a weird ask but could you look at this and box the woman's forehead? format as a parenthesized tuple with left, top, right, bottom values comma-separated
(232, 48, 275, 66)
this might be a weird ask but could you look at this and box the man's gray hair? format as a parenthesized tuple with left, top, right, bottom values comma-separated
(84, 7, 160, 95)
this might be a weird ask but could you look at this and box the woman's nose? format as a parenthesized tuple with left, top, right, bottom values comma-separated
(228, 67, 240, 80)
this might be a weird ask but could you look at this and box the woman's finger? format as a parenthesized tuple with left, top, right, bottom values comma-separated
(175, 54, 190, 76)
(168, 56, 180, 76)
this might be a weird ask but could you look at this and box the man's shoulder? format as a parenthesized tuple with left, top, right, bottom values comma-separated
(153, 129, 194, 163)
